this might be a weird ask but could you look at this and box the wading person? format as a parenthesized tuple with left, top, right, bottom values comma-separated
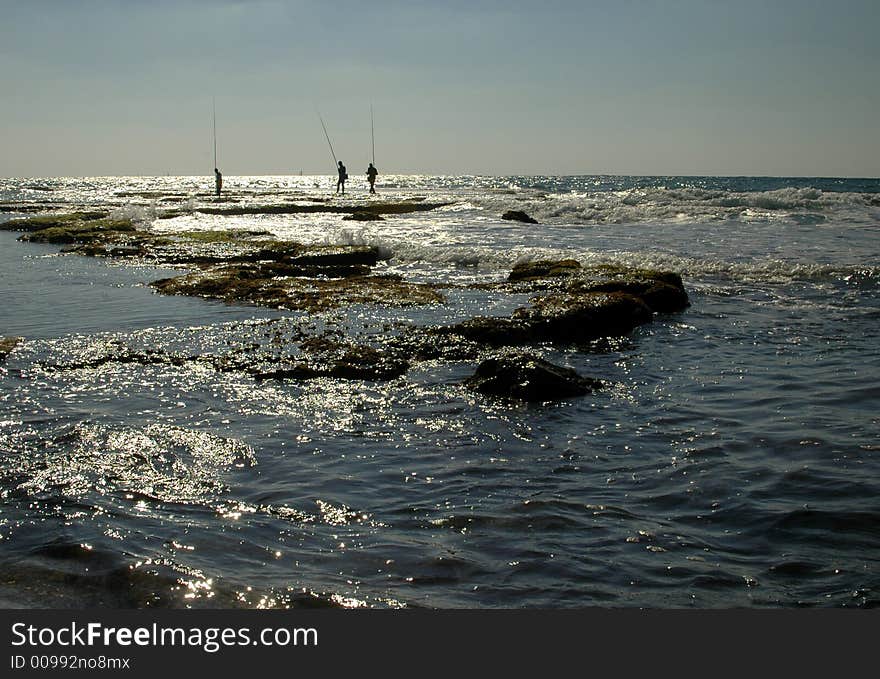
(214, 167, 222, 197)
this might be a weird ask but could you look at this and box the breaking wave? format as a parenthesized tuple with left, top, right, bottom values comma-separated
(471, 187, 880, 226)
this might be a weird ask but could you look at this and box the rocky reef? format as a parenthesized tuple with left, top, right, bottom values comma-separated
(424, 280, 676, 351)
(5, 209, 691, 400)
(3, 212, 445, 313)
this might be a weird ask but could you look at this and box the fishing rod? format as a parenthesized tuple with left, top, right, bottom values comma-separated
(317, 112, 338, 168)
(212, 97, 218, 169)
(370, 103, 375, 166)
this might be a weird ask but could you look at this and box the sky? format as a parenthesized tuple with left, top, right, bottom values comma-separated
(1, 0, 878, 177)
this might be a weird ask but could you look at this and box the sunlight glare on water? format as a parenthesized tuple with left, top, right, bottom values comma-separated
(0, 174, 878, 608)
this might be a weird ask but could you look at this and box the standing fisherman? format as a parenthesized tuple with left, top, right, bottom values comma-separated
(336, 160, 347, 195)
(366, 162, 378, 194)
(214, 167, 222, 197)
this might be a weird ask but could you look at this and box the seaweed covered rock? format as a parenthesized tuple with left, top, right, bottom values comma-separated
(465, 353, 601, 401)
(508, 259, 582, 282)
(152, 267, 444, 313)
(502, 264, 689, 313)
(18, 217, 135, 244)
(52, 223, 382, 273)
(2, 211, 435, 314)
(0, 212, 109, 232)
(501, 210, 539, 224)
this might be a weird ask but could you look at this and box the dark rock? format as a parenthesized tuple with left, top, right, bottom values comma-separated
(501, 210, 539, 224)
(343, 212, 385, 222)
(512, 291, 654, 344)
(0, 336, 21, 362)
(284, 245, 380, 268)
(578, 281, 689, 313)
(571, 270, 689, 313)
(465, 353, 601, 401)
(259, 262, 373, 279)
(432, 290, 654, 349)
(195, 201, 450, 218)
(508, 259, 582, 282)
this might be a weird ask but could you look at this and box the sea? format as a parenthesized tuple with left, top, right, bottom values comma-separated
(0, 174, 878, 609)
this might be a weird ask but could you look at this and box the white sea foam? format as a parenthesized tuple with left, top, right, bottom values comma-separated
(111, 203, 158, 227)
(326, 226, 394, 259)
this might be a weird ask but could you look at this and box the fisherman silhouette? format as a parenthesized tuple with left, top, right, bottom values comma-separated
(214, 168, 222, 197)
(336, 160, 348, 195)
(366, 162, 378, 194)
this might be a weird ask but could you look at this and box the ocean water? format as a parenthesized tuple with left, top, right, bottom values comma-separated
(0, 174, 878, 608)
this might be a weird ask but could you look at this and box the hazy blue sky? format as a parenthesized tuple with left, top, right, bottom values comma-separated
(2, 0, 878, 177)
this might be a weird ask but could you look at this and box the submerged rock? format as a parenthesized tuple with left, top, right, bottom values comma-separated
(251, 342, 408, 381)
(501, 210, 539, 224)
(465, 353, 601, 401)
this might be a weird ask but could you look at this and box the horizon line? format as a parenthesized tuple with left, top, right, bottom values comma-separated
(2, 172, 879, 181)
